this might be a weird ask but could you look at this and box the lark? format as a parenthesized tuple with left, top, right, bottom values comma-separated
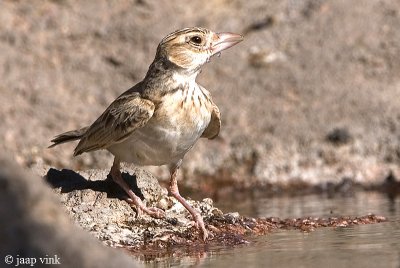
(50, 27, 243, 240)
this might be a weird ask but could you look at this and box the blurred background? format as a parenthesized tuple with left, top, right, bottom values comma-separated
(1, 0, 399, 198)
(1, 1, 400, 267)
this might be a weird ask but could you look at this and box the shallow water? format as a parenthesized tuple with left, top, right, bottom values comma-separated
(142, 192, 400, 268)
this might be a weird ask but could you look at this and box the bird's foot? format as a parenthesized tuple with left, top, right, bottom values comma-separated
(187, 212, 208, 241)
(126, 198, 165, 219)
(195, 213, 209, 241)
(109, 161, 166, 220)
(168, 164, 210, 241)
(143, 206, 166, 219)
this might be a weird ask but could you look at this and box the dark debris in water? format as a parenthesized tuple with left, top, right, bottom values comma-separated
(126, 213, 387, 259)
(267, 214, 387, 232)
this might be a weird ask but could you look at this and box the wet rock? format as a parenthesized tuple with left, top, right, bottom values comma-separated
(368, 171, 400, 200)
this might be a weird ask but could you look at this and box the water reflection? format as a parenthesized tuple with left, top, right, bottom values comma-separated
(143, 192, 400, 268)
(217, 192, 398, 219)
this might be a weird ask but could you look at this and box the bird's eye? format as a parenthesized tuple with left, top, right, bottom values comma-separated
(190, 36, 203, 45)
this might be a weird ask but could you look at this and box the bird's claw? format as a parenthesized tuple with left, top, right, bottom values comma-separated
(190, 213, 208, 241)
(145, 207, 166, 219)
(126, 198, 165, 219)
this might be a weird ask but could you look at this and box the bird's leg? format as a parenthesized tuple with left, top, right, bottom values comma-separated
(168, 164, 208, 241)
(110, 158, 165, 219)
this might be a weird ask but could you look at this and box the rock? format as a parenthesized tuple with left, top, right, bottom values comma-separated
(0, 155, 138, 268)
(326, 127, 352, 145)
(43, 166, 220, 247)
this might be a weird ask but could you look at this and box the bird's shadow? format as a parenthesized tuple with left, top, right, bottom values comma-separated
(44, 168, 145, 200)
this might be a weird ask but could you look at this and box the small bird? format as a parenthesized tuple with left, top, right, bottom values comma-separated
(50, 27, 243, 240)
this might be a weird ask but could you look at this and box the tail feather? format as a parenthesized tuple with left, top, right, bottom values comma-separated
(49, 127, 89, 148)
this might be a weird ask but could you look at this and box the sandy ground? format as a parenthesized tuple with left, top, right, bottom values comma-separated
(1, 0, 400, 194)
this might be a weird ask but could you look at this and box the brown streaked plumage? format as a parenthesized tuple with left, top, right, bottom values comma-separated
(50, 27, 243, 241)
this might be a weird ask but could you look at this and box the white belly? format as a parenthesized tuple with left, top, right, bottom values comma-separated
(107, 86, 212, 166)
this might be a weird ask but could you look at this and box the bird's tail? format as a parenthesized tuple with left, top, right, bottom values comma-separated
(49, 127, 89, 148)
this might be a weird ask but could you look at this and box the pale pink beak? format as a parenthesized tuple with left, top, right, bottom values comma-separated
(211, 32, 244, 55)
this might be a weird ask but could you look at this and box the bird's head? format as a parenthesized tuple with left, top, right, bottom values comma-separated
(156, 27, 243, 74)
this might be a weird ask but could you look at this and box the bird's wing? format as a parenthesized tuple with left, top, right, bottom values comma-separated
(201, 100, 221, 139)
(74, 92, 155, 155)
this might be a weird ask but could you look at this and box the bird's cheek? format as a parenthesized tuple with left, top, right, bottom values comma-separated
(168, 52, 193, 69)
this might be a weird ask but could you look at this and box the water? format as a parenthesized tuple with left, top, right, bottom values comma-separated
(142, 192, 400, 267)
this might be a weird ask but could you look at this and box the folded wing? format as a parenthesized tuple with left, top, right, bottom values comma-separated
(201, 101, 221, 140)
(74, 92, 155, 156)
